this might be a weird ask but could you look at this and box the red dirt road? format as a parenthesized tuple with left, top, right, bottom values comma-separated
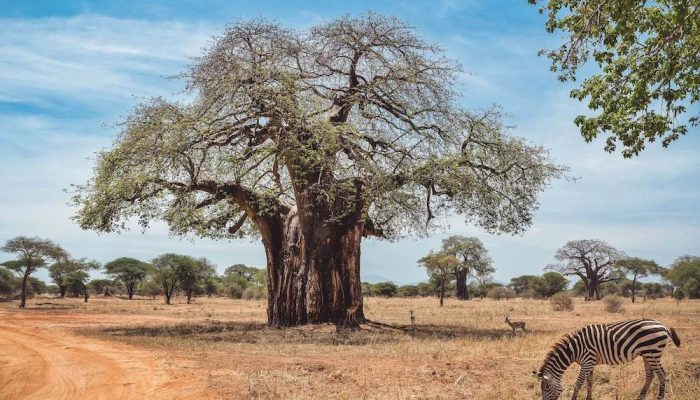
(0, 310, 216, 400)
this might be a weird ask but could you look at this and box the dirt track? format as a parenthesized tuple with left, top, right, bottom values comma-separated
(0, 310, 215, 400)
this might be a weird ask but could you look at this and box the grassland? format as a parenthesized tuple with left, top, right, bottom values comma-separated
(1, 296, 698, 399)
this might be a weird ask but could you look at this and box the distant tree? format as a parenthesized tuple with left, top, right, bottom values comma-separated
(615, 257, 663, 303)
(486, 286, 516, 300)
(137, 276, 161, 299)
(419, 251, 459, 306)
(203, 275, 222, 298)
(546, 239, 625, 300)
(48, 260, 73, 298)
(509, 275, 542, 297)
(61, 259, 100, 302)
(533, 272, 568, 298)
(664, 256, 700, 299)
(1, 236, 68, 308)
(26, 277, 48, 296)
(530, 0, 700, 157)
(0, 267, 17, 297)
(178, 257, 216, 304)
(151, 254, 192, 304)
(104, 257, 151, 300)
(441, 235, 494, 300)
(642, 282, 668, 300)
(222, 264, 266, 299)
(373, 282, 398, 298)
(397, 284, 420, 297)
(88, 279, 118, 296)
(73, 14, 565, 327)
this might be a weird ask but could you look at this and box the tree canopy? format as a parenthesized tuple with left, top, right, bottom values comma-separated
(531, 0, 700, 157)
(104, 257, 151, 299)
(616, 257, 662, 302)
(664, 255, 700, 298)
(73, 14, 565, 240)
(1, 236, 68, 307)
(546, 239, 625, 300)
(440, 235, 493, 300)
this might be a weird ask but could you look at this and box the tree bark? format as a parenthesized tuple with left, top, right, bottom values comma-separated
(439, 281, 445, 307)
(455, 269, 469, 300)
(83, 286, 89, 303)
(19, 273, 28, 308)
(126, 284, 134, 300)
(59, 285, 66, 298)
(260, 207, 365, 327)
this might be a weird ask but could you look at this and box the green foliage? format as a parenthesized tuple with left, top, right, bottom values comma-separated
(0, 267, 17, 297)
(87, 279, 118, 296)
(26, 277, 47, 296)
(366, 282, 398, 298)
(531, 0, 700, 157)
(673, 287, 685, 301)
(550, 292, 574, 311)
(396, 284, 420, 297)
(72, 14, 565, 245)
(486, 286, 516, 300)
(104, 257, 151, 299)
(222, 264, 266, 299)
(509, 272, 568, 298)
(664, 255, 700, 298)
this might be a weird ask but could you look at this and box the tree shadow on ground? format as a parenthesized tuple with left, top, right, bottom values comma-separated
(95, 318, 551, 346)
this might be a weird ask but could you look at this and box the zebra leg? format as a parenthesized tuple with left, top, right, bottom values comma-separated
(572, 364, 593, 400)
(637, 356, 654, 400)
(653, 363, 667, 400)
(585, 367, 594, 400)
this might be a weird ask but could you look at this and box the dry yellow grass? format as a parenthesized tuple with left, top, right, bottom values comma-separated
(1, 295, 698, 399)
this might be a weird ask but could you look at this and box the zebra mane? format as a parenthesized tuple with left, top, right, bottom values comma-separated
(539, 332, 575, 374)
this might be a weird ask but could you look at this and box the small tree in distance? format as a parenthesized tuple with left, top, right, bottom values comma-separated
(441, 235, 493, 300)
(104, 257, 151, 300)
(419, 251, 459, 306)
(615, 257, 663, 303)
(1, 236, 68, 308)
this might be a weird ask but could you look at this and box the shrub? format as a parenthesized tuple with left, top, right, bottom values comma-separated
(242, 287, 257, 300)
(486, 287, 516, 300)
(604, 295, 624, 313)
(673, 288, 685, 302)
(550, 292, 574, 311)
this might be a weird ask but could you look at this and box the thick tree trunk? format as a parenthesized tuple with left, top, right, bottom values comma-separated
(127, 284, 134, 300)
(260, 208, 365, 327)
(455, 269, 469, 300)
(19, 273, 28, 308)
(59, 285, 66, 298)
(83, 286, 89, 303)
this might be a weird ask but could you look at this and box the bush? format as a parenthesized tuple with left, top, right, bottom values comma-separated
(242, 286, 265, 300)
(604, 295, 624, 313)
(673, 288, 685, 302)
(550, 292, 574, 311)
(486, 287, 516, 300)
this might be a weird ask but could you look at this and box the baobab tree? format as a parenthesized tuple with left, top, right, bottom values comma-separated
(441, 235, 493, 300)
(1, 236, 68, 308)
(546, 239, 625, 300)
(73, 14, 565, 326)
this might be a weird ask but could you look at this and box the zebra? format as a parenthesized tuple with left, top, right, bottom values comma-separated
(532, 319, 681, 400)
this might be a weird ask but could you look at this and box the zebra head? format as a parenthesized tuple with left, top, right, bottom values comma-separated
(532, 370, 562, 400)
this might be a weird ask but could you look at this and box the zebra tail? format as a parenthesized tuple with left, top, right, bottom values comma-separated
(668, 327, 681, 347)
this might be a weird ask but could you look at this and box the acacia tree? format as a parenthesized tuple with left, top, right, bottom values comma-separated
(1, 237, 68, 308)
(151, 253, 193, 304)
(419, 251, 458, 306)
(546, 239, 625, 300)
(104, 257, 151, 299)
(616, 257, 662, 303)
(441, 235, 494, 300)
(73, 15, 565, 326)
(48, 260, 72, 298)
(530, 0, 700, 157)
(178, 257, 216, 304)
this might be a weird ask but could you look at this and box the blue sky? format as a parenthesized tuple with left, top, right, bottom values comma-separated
(1, 0, 698, 285)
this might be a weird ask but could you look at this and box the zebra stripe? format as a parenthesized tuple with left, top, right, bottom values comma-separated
(535, 319, 680, 400)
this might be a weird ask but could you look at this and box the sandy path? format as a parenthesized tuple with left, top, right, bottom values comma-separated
(0, 310, 217, 400)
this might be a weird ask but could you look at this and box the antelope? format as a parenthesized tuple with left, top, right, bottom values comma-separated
(505, 313, 527, 332)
